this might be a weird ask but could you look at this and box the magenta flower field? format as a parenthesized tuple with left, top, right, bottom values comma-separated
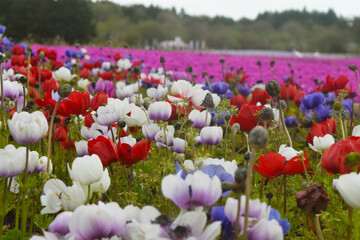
(2, 25, 360, 239)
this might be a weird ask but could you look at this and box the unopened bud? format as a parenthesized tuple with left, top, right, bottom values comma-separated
(39, 51, 45, 59)
(160, 56, 165, 64)
(222, 181, 233, 192)
(0, 53, 6, 62)
(266, 192, 273, 200)
(341, 110, 351, 120)
(234, 167, 247, 185)
(270, 59, 276, 68)
(201, 93, 215, 109)
(174, 122, 182, 130)
(174, 154, 185, 163)
(186, 66, 192, 73)
(117, 121, 126, 129)
(232, 123, 240, 132)
(244, 151, 251, 162)
(133, 66, 140, 75)
(202, 72, 207, 78)
(249, 126, 269, 148)
(18, 76, 27, 84)
(220, 58, 225, 64)
(265, 80, 281, 98)
(349, 65, 358, 71)
(58, 84, 72, 98)
(333, 102, 342, 112)
(257, 61, 261, 66)
(349, 92, 357, 99)
(259, 107, 274, 122)
(142, 102, 150, 110)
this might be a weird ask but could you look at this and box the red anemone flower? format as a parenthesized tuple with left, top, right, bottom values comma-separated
(321, 136, 360, 175)
(42, 78, 59, 92)
(230, 94, 248, 109)
(90, 92, 109, 111)
(117, 140, 151, 167)
(254, 151, 309, 179)
(230, 103, 264, 132)
(88, 136, 118, 167)
(280, 83, 297, 101)
(254, 152, 285, 179)
(57, 91, 90, 116)
(11, 45, 25, 55)
(55, 127, 67, 142)
(250, 89, 270, 105)
(306, 118, 336, 145)
(114, 53, 122, 61)
(79, 68, 91, 79)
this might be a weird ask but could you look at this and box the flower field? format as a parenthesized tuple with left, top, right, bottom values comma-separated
(1, 26, 360, 239)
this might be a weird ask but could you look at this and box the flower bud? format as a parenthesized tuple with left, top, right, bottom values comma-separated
(186, 66, 192, 73)
(18, 75, 27, 84)
(259, 107, 274, 122)
(232, 123, 240, 132)
(270, 59, 275, 68)
(257, 61, 261, 66)
(200, 93, 215, 109)
(202, 72, 207, 78)
(265, 80, 281, 98)
(174, 154, 185, 163)
(0, 53, 5, 63)
(244, 151, 251, 162)
(248, 126, 269, 148)
(174, 122, 181, 131)
(349, 92, 357, 99)
(58, 84, 72, 98)
(349, 65, 358, 71)
(142, 101, 150, 110)
(266, 192, 273, 200)
(27, 46, 32, 52)
(117, 121, 126, 129)
(296, 183, 330, 214)
(222, 181, 233, 192)
(341, 110, 351, 120)
(133, 66, 140, 75)
(153, 215, 171, 227)
(219, 58, 225, 64)
(333, 101, 342, 112)
(234, 167, 247, 185)
(160, 56, 165, 64)
(39, 51, 45, 60)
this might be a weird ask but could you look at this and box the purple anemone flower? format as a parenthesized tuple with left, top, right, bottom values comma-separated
(161, 170, 222, 209)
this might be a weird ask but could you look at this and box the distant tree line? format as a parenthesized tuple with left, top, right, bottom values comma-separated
(1, 0, 360, 53)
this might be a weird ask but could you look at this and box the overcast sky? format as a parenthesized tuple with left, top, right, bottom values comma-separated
(108, 0, 359, 20)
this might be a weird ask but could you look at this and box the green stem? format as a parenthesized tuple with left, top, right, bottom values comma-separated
(314, 214, 324, 240)
(233, 193, 242, 238)
(86, 184, 91, 204)
(224, 122, 229, 160)
(20, 144, 30, 239)
(0, 62, 6, 131)
(46, 97, 63, 173)
(278, 98, 292, 148)
(283, 175, 287, 215)
(243, 149, 256, 239)
(339, 111, 346, 140)
(0, 178, 8, 236)
(347, 206, 353, 240)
